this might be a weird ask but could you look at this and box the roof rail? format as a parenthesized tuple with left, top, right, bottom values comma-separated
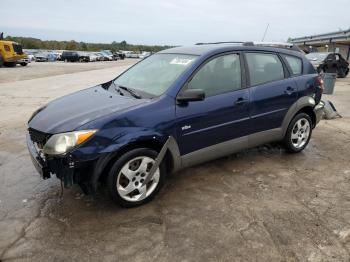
(195, 41, 303, 52)
(244, 41, 303, 52)
(195, 41, 244, 45)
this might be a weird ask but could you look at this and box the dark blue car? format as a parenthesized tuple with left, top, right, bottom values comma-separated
(27, 42, 324, 207)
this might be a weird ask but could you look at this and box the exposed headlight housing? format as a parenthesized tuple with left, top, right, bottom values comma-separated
(43, 130, 97, 155)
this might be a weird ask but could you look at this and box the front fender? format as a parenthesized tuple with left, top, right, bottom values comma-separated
(88, 128, 181, 192)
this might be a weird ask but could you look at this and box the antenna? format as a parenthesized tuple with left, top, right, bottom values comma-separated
(261, 23, 269, 41)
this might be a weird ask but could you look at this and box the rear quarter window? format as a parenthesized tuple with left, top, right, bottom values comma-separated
(283, 55, 303, 75)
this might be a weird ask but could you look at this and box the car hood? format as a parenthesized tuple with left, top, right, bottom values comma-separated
(28, 84, 147, 134)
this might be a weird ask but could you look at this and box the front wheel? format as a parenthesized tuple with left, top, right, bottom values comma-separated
(107, 148, 166, 207)
(20, 62, 28, 66)
(284, 113, 312, 153)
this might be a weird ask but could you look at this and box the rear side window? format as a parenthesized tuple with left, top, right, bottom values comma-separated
(284, 55, 302, 75)
(246, 53, 284, 86)
(188, 54, 241, 97)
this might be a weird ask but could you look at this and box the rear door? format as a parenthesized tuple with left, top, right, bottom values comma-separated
(245, 52, 298, 133)
(176, 53, 250, 155)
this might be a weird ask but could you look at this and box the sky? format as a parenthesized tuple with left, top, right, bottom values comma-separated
(1, 0, 349, 46)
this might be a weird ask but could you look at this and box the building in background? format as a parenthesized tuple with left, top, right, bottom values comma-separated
(291, 29, 350, 59)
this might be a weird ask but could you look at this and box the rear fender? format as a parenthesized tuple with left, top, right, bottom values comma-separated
(281, 96, 316, 136)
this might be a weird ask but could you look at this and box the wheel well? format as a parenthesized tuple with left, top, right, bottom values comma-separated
(295, 106, 316, 128)
(98, 140, 174, 184)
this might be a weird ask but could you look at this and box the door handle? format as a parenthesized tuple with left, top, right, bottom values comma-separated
(235, 97, 248, 105)
(284, 86, 295, 95)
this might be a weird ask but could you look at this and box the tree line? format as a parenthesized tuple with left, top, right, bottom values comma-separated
(4, 36, 173, 53)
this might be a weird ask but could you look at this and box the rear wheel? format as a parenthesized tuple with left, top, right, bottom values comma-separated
(284, 113, 312, 153)
(0, 55, 3, 67)
(4, 62, 16, 67)
(107, 148, 166, 207)
(20, 62, 28, 66)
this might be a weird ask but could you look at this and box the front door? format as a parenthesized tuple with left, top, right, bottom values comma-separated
(175, 53, 250, 156)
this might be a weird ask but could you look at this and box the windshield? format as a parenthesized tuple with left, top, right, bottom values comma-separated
(115, 53, 197, 96)
(306, 53, 329, 61)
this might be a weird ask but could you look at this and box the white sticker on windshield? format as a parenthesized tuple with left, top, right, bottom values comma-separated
(170, 57, 194, 65)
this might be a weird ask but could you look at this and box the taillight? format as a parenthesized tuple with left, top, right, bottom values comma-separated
(315, 76, 324, 92)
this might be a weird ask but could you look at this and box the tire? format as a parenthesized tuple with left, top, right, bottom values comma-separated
(107, 148, 166, 207)
(0, 55, 3, 67)
(337, 68, 346, 78)
(4, 62, 16, 67)
(284, 113, 312, 153)
(20, 62, 27, 66)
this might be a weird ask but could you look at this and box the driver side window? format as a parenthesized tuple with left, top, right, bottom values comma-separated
(187, 54, 241, 97)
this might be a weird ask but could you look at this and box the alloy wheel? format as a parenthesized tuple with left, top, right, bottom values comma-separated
(291, 118, 310, 149)
(116, 156, 160, 202)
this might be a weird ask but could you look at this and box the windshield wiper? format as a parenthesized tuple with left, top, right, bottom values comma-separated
(111, 81, 125, 96)
(118, 85, 142, 99)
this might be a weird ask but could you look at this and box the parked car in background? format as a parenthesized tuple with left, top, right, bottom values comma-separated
(139, 51, 151, 59)
(306, 52, 349, 78)
(130, 52, 140, 58)
(94, 52, 104, 61)
(113, 52, 125, 60)
(53, 52, 62, 61)
(27, 42, 324, 207)
(27, 54, 36, 62)
(35, 52, 49, 62)
(61, 51, 89, 62)
(87, 52, 98, 62)
(101, 50, 113, 61)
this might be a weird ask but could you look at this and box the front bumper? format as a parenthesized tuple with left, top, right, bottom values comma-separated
(26, 134, 50, 179)
(314, 102, 325, 126)
(26, 134, 96, 188)
(17, 58, 29, 63)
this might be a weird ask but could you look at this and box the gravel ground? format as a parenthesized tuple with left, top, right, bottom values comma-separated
(0, 62, 350, 261)
(0, 59, 138, 84)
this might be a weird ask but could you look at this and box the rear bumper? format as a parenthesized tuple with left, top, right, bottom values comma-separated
(314, 102, 325, 126)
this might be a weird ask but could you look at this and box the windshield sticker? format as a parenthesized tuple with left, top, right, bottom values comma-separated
(170, 57, 194, 65)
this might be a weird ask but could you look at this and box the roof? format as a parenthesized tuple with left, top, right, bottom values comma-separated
(159, 43, 304, 57)
(0, 40, 17, 45)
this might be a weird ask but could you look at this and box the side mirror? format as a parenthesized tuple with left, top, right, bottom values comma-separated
(177, 89, 205, 103)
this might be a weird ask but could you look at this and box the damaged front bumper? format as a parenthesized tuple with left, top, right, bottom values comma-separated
(26, 134, 96, 190)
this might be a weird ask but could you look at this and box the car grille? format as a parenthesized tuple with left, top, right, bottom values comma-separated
(28, 128, 51, 149)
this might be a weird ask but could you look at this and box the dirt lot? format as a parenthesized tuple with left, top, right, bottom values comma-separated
(0, 60, 137, 84)
(0, 62, 350, 261)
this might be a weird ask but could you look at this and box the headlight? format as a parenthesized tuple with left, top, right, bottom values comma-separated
(43, 130, 97, 155)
